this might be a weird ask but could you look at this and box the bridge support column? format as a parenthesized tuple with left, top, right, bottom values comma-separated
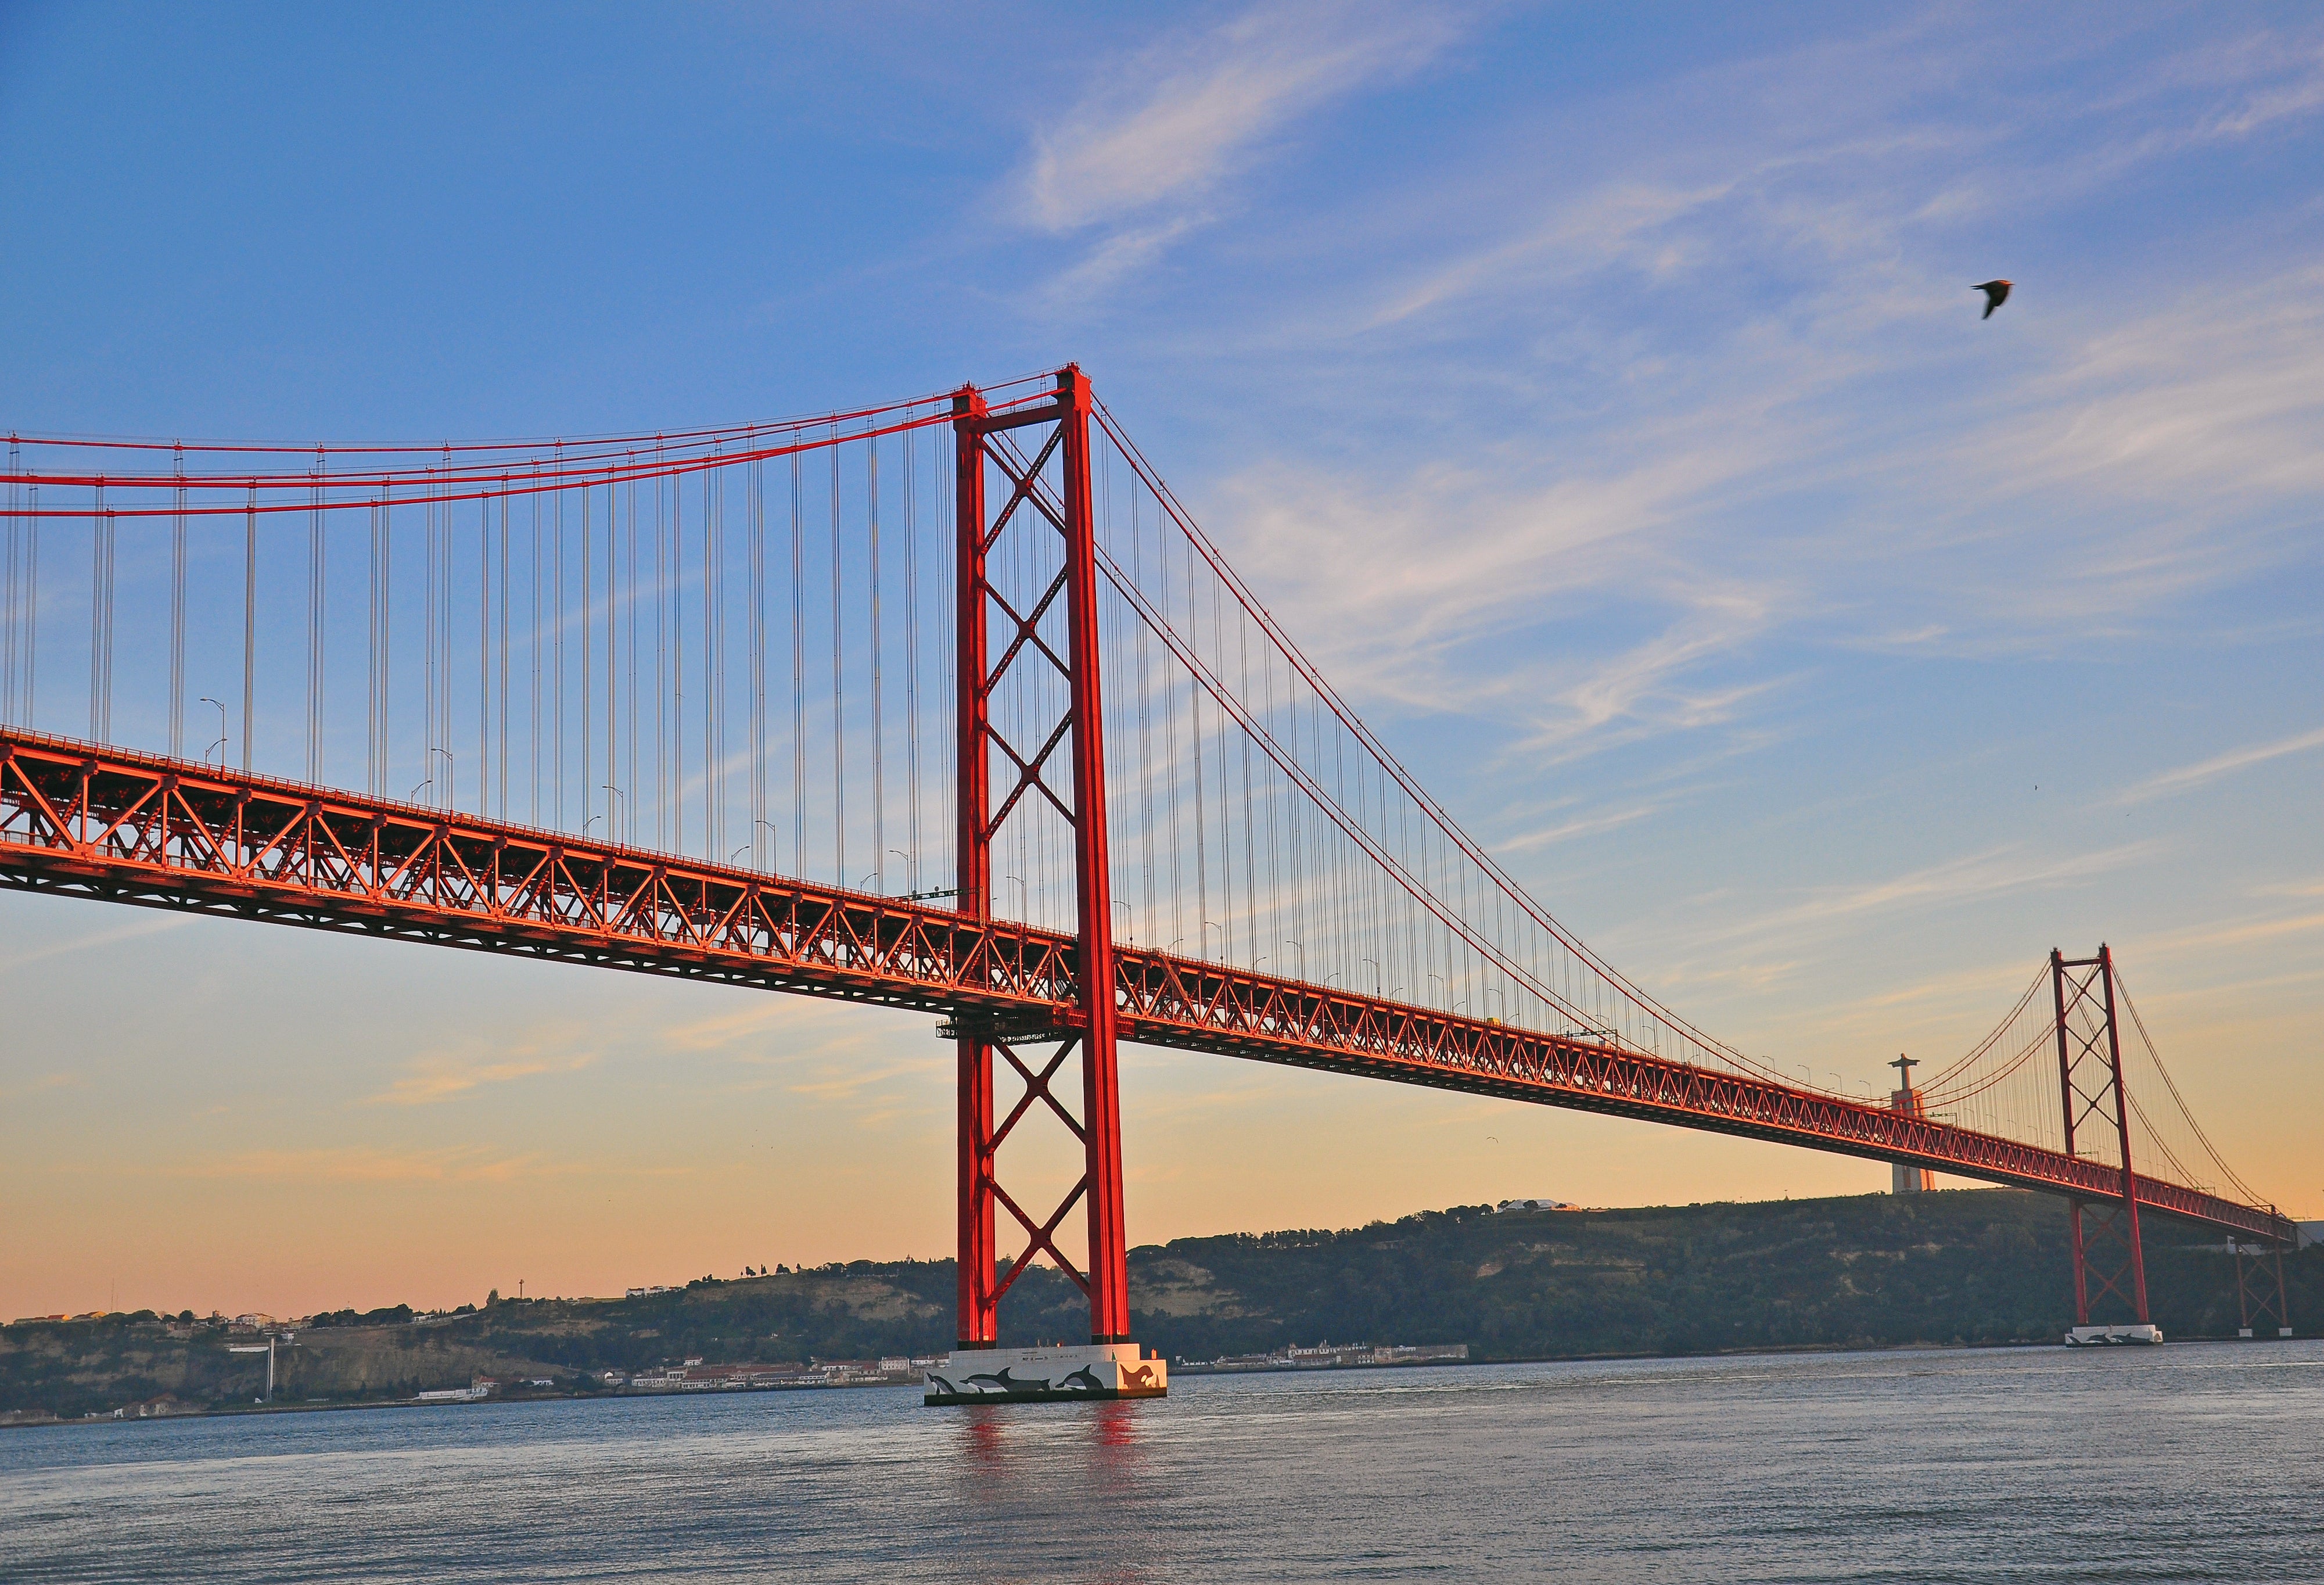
(2053, 946, 2156, 1343)
(949, 368, 1138, 1358)
(2233, 1236, 2294, 1339)
(952, 382, 1000, 1352)
(1055, 368, 1133, 1344)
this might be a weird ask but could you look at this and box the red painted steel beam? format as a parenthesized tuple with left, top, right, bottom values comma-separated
(2, 725, 2293, 1249)
(951, 382, 1000, 1351)
(0, 727, 1079, 1023)
(1107, 948, 2298, 1247)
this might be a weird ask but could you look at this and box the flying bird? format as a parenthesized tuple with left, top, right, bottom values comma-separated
(1974, 279, 2012, 319)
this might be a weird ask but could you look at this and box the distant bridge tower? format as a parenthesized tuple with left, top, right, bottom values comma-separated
(1889, 1055, 1934, 1193)
(2052, 946, 2154, 1340)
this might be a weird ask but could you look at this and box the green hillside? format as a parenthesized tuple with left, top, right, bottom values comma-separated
(5, 1189, 2312, 1421)
(1102, 1189, 2312, 1359)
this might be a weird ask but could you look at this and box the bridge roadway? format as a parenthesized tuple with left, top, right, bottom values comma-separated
(0, 726, 2293, 1246)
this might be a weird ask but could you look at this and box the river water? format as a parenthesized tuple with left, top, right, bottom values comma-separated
(3, 1343, 2318, 1582)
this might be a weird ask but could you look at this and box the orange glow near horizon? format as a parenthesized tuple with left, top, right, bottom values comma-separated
(3, 892, 2314, 1322)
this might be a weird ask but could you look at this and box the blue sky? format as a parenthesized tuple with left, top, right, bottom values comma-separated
(4, 2, 2321, 1316)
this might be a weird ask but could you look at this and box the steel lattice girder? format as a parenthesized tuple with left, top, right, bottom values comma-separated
(0, 729, 1077, 1018)
(1112, 954, 2295, 1245)
(1, 726, 2293, 1249)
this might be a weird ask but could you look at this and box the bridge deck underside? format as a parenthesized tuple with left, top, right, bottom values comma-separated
(0, 729, 2290, 1246)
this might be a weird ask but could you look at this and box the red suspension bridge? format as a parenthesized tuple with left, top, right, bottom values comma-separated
(0, 368, 2297, 1363)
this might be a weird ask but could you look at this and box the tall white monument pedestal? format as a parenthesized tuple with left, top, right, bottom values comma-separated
(924, 1343, 1166, 1405)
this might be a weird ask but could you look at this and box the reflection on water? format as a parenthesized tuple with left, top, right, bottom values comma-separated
(3, 1343, 2319, 1583)
(944, 1397, 1159, 1581)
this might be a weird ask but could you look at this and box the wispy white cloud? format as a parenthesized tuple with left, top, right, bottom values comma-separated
(1665, 840, 2165, 962)
(2120, 725, 2324, 804)
(1210, 426, 1797, 730)
(1522, 614, 1791, 757)
(785, 1055, 949, 1107)
(2140, 909, 2324, 957)
(1996, 267, 2324, 503)
(0, 913, 189, 975)
(1499, 804, 1658, 852)
(2179, 34, 2324, 142)
(1362, 177, 1744, 331)
(1165, 13, 2324, 779)
(1022, 1, 1459, 292)
(2251, 876, 2324, 900)
(193, 1146, 592, 1185)
(367, 1043, 597, 1106)
(1040, 216, 1202, 303)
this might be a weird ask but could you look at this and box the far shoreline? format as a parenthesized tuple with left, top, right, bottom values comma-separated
(2, 1333, 2235, 1433)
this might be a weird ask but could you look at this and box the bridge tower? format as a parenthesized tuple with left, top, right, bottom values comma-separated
(2233, 1236, 2295, 1339)
(2052, 945, 2157, 1343)
(937, 366, 1156, 1401)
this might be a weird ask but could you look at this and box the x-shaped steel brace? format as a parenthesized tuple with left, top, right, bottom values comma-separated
(991, 1035, 1089, 1150)
(983, 1034, 1094, 1301)
(981, 428, 1068, 555)
(2079, 1200, 2140, 1313)
(983, 711, 1078, 838)
(992, 1176, 1090, 1300)
(982, 566, 1073, 694)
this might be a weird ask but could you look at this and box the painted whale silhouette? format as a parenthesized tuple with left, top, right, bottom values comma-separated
(964, 1369, 1048, 1393)
(1062, 1367, 1107, 1392)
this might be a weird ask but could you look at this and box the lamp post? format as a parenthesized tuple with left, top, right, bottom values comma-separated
(199, 697, 227, 767)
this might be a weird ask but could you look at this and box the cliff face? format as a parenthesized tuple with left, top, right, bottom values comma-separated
(6, 1190, 2311, 1421)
